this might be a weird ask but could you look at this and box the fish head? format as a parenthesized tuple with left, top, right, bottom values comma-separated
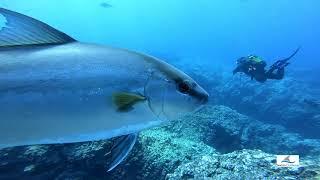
(145, 59, 209, 121)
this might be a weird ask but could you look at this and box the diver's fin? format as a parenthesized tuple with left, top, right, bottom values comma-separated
(270, 47, 301, 70)
(0, 8, 76, 48)
(107, 133, 138, 172)
(112, 92, 146, 111)
(280, 47, 301, 62)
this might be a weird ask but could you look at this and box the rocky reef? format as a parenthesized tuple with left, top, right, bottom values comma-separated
(166, 149, 317, 180)
(216, 74, 320, 138)
(176, 62, 320, 139)
(0, 105, 319, 179)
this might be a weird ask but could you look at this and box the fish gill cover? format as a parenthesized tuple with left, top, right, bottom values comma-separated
(0, 0, 319, 179)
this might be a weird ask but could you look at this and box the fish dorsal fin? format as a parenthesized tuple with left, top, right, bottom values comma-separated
(0, 8, 75, 47)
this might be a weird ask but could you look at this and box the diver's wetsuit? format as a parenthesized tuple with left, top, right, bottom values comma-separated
(266, 66, 284, 80)
(233, 57, 285, 83)
(233, 48, 300, 83)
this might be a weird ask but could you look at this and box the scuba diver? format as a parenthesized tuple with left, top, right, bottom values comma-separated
(233, 47, 300, 83)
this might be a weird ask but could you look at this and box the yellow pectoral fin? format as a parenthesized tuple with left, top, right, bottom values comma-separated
(112, 92, 146, 111)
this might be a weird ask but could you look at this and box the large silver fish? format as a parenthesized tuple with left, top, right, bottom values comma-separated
(0, 8, 209, 171)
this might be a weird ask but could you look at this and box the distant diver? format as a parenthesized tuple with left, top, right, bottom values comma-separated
(233, 47, 300, 83)
(100, 2, 112, 8)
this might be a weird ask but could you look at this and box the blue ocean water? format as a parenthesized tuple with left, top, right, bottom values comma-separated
(0, 1, 319, 179)
(1, 0, 320, 68)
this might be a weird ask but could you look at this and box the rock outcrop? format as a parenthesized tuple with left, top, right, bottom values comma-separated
(167, 149, 318, 180)
(178, 62, 320, 139)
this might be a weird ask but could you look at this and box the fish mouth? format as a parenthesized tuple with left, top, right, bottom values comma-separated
(190, 86, 209, 105)
(199, 92, 209, 104)
(146, 90, 209, 121)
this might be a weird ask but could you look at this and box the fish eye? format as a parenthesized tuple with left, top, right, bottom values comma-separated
(177, 81, 191, 94)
